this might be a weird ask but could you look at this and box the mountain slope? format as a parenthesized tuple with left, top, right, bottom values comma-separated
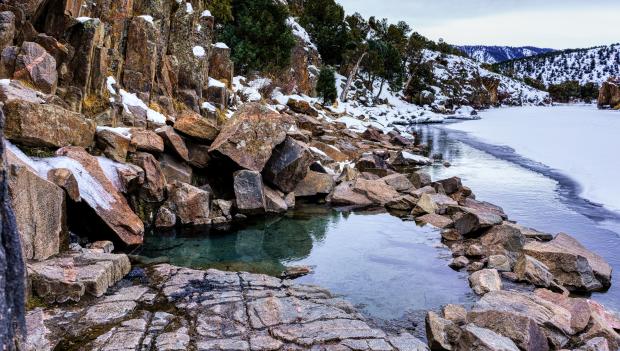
(458, 45, 554, 64)
(495, 43, 620, 85)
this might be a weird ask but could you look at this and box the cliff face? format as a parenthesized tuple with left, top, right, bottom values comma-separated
(0, 0, 230, 119)
(598, 77, 620, 109)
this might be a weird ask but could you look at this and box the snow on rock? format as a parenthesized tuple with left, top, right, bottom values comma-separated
(185, 2, 193, 14)
(286, 17, 317, 51)
(119, 89, 166, 125)
(201, 10, 212, 17)
(106, 76, 117, 95)
(201, 102, 217, 112)
(97, 156, 137, 193)
(192, 46, 206, 58)
(208, 77, 225, 88)
(137, 15, 153, 24)
(76, 17, 93, 23)
(214, 42, 229, 49)
(96, 126, 133, 139)
(401, 151, 432, 164)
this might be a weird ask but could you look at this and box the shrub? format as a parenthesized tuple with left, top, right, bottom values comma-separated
(316, 66, 338, 105)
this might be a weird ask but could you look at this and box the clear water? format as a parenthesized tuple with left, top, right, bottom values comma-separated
(142, 105, 620, 322)
(141, 206, 475, 320)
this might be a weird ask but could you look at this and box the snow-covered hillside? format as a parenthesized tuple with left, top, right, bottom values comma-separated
(496, 43, 620, 85)
(458, 45, 554, 64)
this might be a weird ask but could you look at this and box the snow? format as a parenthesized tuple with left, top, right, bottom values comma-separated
(401, 151, 432, 164)
(138, 15, 153, 24)
(76, 17, 93, 23)
(201, 10, 212, 17)
(309, 147, 328, 158)
(447, 105, 620, 213)
(0, 79, 10, 86)
(106, 76, 117, 95)
(201, 102, 217, 112)
(185, 2, 193, 14)
(214, 42, 229, 49)
(97, 157, 135, 193)
(232, 76, 263, 102)
(192, 46, 206, 58)
(286, 17, 317, 50)
(119, 89, 166, 125)
(208, 77, 225, 88)
(96, 126, 132, 139)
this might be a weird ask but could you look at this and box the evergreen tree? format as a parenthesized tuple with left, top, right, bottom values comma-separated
(205, 0, 233, 23)
(316, 66, 338, 105)
(220, 0, 295, 73)
(299, 0, 348, 66)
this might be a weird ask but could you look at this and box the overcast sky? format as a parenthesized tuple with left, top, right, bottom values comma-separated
(336, 0, 620, 49)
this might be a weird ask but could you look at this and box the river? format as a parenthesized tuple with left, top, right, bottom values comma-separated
(141, 104, 620, 331)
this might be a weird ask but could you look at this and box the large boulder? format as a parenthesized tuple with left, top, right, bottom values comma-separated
(287, 98, 318, 117)
(0, 79, 45, 104)
(453, 207, 503, 236)
(523, 233, 612, 292)
(208, 42, 233, 85)
(329, 181, 373, 207)
(7, 149, 65, 261)
(95, 128, 131, 162)
(514, 255, 554, 288)
(55, 147, 144, 245)
(263, 136, 313, 193)
(233, 170, 266, 214)
(129, 152, 166, 202)
(415, 193, 458, 215)
(293, 170, 335, 197)
(159, 153, 192, 184)
(13, 41, 57, 94)
(309, 141, 348, 162)
(122, 15, 159, 95)
(130, 129, 164, 153)
(598, 78, 620, 109)
(264, 186, 288, 214)
(0, 11, 15, 50)
(173, 110, 219, 141)
(425, 311, 455, 350)
(4, 100, 95, 148)
(479, 224, 525, 259)
(164, 181, 210, 225)
(209, 103, 293, 171)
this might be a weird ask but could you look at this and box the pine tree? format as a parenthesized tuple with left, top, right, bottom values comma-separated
(316, 66, 338, 105)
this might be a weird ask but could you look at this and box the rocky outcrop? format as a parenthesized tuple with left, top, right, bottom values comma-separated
(4, 100, 95, 148)
(162, 181, 210, 226)
(523, 233, 612, 292)
(598, 77, 620, 109)
(209, 103, 294, 171)
(263, 136, 313, 193)
(13, 42, 57, 94)
(233, 170, 266, 214)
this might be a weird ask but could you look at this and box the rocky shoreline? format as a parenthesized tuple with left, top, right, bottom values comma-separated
(0, 0, 617, 350)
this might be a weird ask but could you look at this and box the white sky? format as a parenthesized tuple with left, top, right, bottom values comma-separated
(336, 0, 620, 49)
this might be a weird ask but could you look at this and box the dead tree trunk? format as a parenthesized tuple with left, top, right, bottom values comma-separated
(0, 109, 26, 351)
(340, 52, 367, 102)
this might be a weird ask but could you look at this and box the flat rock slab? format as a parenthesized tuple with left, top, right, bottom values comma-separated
(26, 264, 427, 350)
(28, 250, 130, 303)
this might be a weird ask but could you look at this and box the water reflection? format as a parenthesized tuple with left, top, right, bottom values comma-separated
(141, 205, 474, 320)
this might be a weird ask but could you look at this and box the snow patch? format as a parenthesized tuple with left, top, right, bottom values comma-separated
(192, 46, 206, 58)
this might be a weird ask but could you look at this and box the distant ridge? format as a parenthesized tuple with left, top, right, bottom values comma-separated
(457, 45, 555, 64)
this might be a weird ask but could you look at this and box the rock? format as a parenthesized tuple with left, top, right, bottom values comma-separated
(13, 41, 57, 94)
(209, 43, 233, 85)
(155, 207, 177, 229)
(165, 181, 210, 225)
(57, 147, 144, 245)
(479, 224, 525, 259)
(453, 207, 503, 236)
(456, 324, 520, 351)
(442, 229, 463, 241)
(309, 141, 348, 162)
(598, 77, 620, 109)
(443, 304, 468, 325)
(487, 255, 511, 272)
(467, 261, 485, 272)
(361, 126, 386, 142)
(130, 152, 166, 202)
(7, 161, 65, 261)
(415, 193, 458, 215)
(287, 97, 318, 117)
(351, 178, 401, 206)
(356, 153, 389, 176)
(514, 255, 554, 287)
(157, 126, 189, 162)
(0, 79, 45, 104)
(533, 289, 592, 334)
(25, 308, 57, 351)
(411, 171, 432, 188)
(503, 222, 554, 241)
(329, 181, 374, 207)
(4, 100, 95, 148)
(28, 250, 131, 303)
(173, 110, 219, 141)
(96, 128, 131, 162)
(381, 173, 414, 192)
(209, 103, 293, 171)
(87, 241, 114, 254)
(122, 16, 158, 95)
(468, 291, 574, 350)
(418, 213, 453, 229)
(410, 185, 436, 198)
(435, 177, 462, 195)
(233, 170, 266, 214)
(294, 170, 335, 197)
(576, 337, 611, 351)
(211, 199, 233, 219)
(466, 244, 484, 257)
(425, 311, 454, 350)
(263, 136, 313, 193)
(159, 153, 192, 184)
(460, 199, 507, 220)
(522, 233, 612, 292)
(280, 265, 313, 279)
(264, 186, 288, 214)
(0, 11, 15, 50)
(450, 256, 470, 270)
(46, 168, 80, 202)
(130, 129, 164, 153)
(469, 269, 502, 295)
(385, 194, 418, 211)
(578, 300, 620, 350)
(391, 150, 432, 167)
